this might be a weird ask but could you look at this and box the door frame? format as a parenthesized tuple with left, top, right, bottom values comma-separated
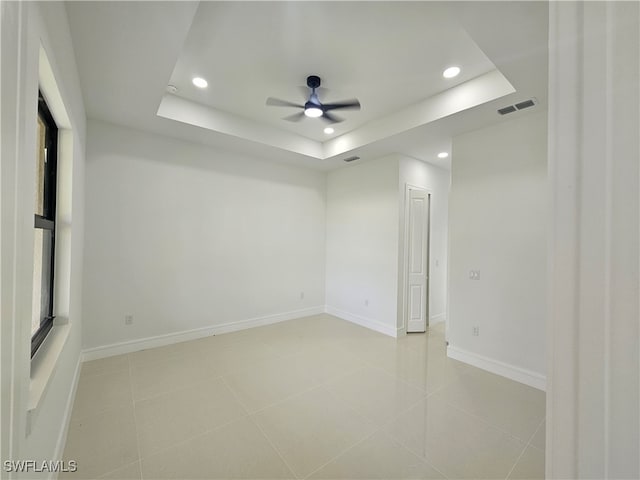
(399, 183, 431, 334)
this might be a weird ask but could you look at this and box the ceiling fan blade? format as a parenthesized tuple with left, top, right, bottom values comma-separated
(321, 111, 344, 124)
(323, 99, 361, 111)
(266, 97, 304, 108)
(282, 111, 306, 122)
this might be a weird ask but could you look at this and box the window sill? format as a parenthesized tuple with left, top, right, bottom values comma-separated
(27, 319, 70, 435)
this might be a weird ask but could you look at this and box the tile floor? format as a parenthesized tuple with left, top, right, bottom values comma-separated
(62, 314, 545, 479)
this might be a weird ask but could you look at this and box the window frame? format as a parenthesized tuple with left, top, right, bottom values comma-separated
(31, 91, 58, 358)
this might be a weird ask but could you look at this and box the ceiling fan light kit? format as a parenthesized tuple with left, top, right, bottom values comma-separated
(266, 75, 361, 124)
(304, 105, 323, 118)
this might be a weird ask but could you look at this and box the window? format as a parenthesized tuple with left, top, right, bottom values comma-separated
(31, 91, 58, 357)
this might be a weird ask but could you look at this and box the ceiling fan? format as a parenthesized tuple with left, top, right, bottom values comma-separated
(266, 75, 361, 124)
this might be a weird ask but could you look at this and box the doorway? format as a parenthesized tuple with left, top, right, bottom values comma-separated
(404, 186, 430, 333)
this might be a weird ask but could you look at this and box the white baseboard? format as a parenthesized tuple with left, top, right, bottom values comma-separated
(429, 312, 446, 324)
(447, 345, 546, 391)
(82, 306, 325, 361)
(324, 305, 398, 338)
(51, 354, 81, 479)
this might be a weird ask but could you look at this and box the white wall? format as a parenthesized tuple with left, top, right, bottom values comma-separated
(1, 2, 86, 477)
(325, 156, 400, 336)
(398, 156, 450, 328)
(82, 120, 326, 353)
(447, 110, 547, 389)
(547, 2, 639, 477)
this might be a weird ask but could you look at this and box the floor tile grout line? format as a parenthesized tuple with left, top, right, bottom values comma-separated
(358, 361, 432, 395)
(319, 365, 373, 396)
(130, 338, 296, 403)
(404, 340, 449, 357)
(219, 375, 253, 417)
(127, 347, 205, 370)
(322, 377, 436, 433)
(307, 384, 443, 477)
(528, 416, 546, 442)
(381, 429, 451, 480)
(77, 365, 131, 381)
(353, 410, 452, 480)
(290, 341, 511, 440)
(295, 399, 449, 480)
(382, 389, 440, 426)
(129, 351, 222, 402)
(94, 458, 140, 480)
(125, 354, 145, 480)
(380, 391, 534, 480)
(432, 391, 544, 447)
(351, 348, 473, 394)
(504, 440, 530, 480)
(359, 352, 475, 401)
(128, 335, 274, 373)
(248, 413, 300, 479)
(246, 380, 384, 480)
(67, 316, 545, 480)
(131, 336, 443, 468)
(301, 426, 382, 479)
(527, 442, 546, 453)
(254, 380, 337, 414)
(131, 369, 227, 405)
(311, 361, 373, 389)
(223, 367, 357, 417)
(525, 416, 546, 451)
(133, 377, 252, 463)
(133, 413, 252, 465)
(131, 374, 223, 404)
(207, 345, 312, 381)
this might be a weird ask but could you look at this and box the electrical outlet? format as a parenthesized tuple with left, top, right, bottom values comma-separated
(472, 326, 480, 336)
(469, 270, 481, 280)
(364, 299, 369, 307)
(300, 291, 305, 300)
(125, 314, 133, 325)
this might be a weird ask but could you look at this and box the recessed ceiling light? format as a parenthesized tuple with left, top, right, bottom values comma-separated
(324, 127, 334, 134)
(442, 66, 461, 79)
(192, 77, 208, 88)
(437, 152, 449, 159)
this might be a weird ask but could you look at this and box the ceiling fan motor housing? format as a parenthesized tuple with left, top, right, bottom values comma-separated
(306, 75, 321, 89)
(266, 75, 360, 124)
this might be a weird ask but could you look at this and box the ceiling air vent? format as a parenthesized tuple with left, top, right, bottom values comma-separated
(343, 156, 360, 163)
(498, 98, 537, 115)
(515, 99, 535, 110)
(498, 105, 517, 115)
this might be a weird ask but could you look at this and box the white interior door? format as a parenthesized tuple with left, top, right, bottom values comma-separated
(406, 188, 430, 333)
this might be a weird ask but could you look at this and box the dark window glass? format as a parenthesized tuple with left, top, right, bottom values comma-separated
(31, 91, 58, 357)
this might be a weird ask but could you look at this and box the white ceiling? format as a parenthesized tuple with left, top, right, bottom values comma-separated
(65, 1, 548, 171)
(170, 2, 497, 141)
